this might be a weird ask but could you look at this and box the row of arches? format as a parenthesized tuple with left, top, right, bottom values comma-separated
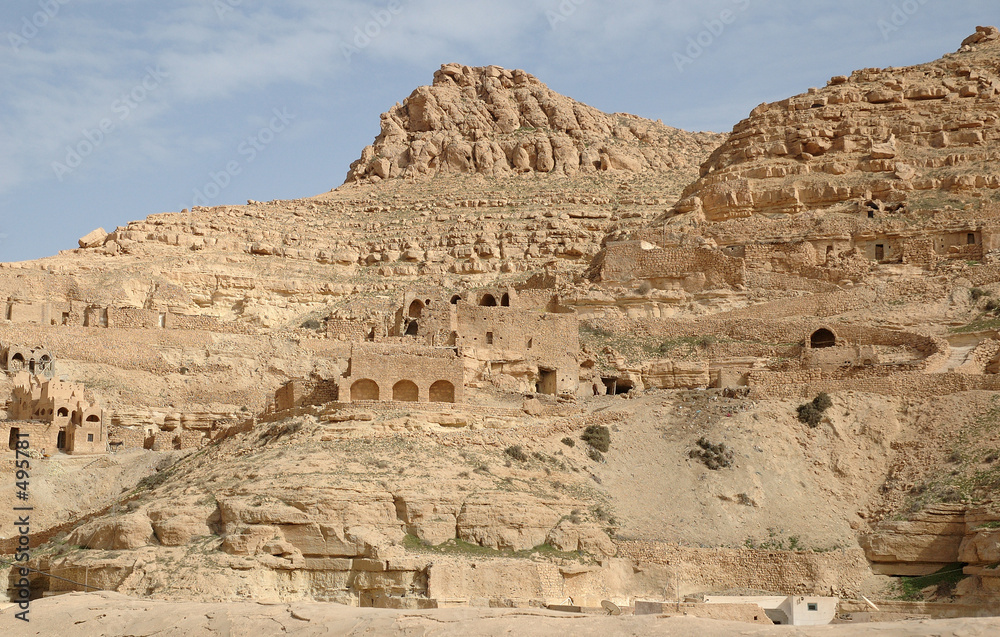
(350, 379, 456, 403)
(408, 292, 511, 318)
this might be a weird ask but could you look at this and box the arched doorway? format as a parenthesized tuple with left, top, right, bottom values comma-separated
(500, 293, 510, 307)
(351, 379, 379, 401)
(429, 380, 455, 403)
(450, 295, 461, 305)
(392, 380, 419, 402)
(810, 328, 836, 349)
(405, 321, 419, 336)
(480, 294, 497, 307)
(408, 300, 424, 318)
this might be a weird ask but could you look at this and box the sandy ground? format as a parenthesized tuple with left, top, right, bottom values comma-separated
(2, 592, 999, 636)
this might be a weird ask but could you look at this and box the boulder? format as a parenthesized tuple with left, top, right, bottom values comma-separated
(78, 227, 108, 248)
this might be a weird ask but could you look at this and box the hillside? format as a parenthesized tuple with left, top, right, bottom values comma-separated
(4, 32, 1000, 622)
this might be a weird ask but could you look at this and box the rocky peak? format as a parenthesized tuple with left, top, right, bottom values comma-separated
(344, 63, 723, 183)
(662, 26, 1000, 224)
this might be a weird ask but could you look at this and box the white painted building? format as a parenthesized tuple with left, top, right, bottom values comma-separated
(704, 595, 838, 626)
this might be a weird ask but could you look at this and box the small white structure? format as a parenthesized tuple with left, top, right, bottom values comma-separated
(704, 595, 838, 626)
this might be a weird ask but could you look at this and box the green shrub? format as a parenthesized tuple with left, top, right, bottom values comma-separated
(690, 437, 735, 470)
(561, 437, 576, 447)
(812, 392, 833, 412)
(581, 425, 611, 453)
(797, 392, 833, 427)
(301, 319, 322, 330)
(504, 445, 528, 462)
(971, 287, 989, 302)
(796, 403, 823, 427)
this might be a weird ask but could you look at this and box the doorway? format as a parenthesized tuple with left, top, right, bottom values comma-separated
(536, 369, 557, 395)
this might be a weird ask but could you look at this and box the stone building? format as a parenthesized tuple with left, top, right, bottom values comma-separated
(2, 372, 106, 455)
(342, 344, 464, 404)
(395, 287, 581, 395)
(1, 344, 54, 377)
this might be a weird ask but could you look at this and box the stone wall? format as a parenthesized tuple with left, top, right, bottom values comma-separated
(596, 242, 745, 289)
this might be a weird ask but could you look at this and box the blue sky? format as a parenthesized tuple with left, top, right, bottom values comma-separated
(0, 0, 993, 262)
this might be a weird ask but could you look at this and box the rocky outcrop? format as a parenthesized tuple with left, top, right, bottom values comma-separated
(641, 359, 711, 390)
(663, 27, 1000, 223)
(862, 504, 1000, 601)
(345, 63, 723, 183)
(860, 503, 968, 575)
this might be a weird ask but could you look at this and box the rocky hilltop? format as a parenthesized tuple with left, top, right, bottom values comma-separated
(345, 63, 722, 183)
(668, 25, 1000, 223)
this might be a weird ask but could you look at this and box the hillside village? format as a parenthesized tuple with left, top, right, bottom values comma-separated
(3, 24, 1000, 632)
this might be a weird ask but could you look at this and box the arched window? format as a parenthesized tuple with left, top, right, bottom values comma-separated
(57, 407, 69, 417)
(810, 328, 836, 349)
(480, 294, 497, 307)
(429, 380, 456, 403)
(408, 300, 424, 318)
(86, 414, 100, 423)
(392, 380, 419, 402)
(10, 353, 24, 371)
(351, 379, 379, 401)
(450, 295, 461, 305)
(500, 293, 510, 307)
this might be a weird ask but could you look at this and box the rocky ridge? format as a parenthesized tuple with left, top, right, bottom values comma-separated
(666, 25, 1000, 223)
(345, 63, 723, 184)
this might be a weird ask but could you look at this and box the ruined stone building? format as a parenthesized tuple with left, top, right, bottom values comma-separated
(343, 344, 464, 404)
(1, 344, 54, 377)
(2, 372, 106, 455)
(394, 287, 580, 395)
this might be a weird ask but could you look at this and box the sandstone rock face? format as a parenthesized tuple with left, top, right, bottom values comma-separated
(860, 503, 967, 575)
(641, 359, 710, 390)
(345, 64, 722, 183)
(67, 513, 157, 550)
(456, 492, 568, 551)
(665, 28, 1000, 222)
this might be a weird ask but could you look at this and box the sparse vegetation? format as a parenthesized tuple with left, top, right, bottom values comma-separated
(797, 392, 833, 427)
(689, 437, 734, 470)
(895, 563, 969, 600)
(581, 425, 611, 453)
(561, 436, 576, 447)
(504, 445, 528, 462)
